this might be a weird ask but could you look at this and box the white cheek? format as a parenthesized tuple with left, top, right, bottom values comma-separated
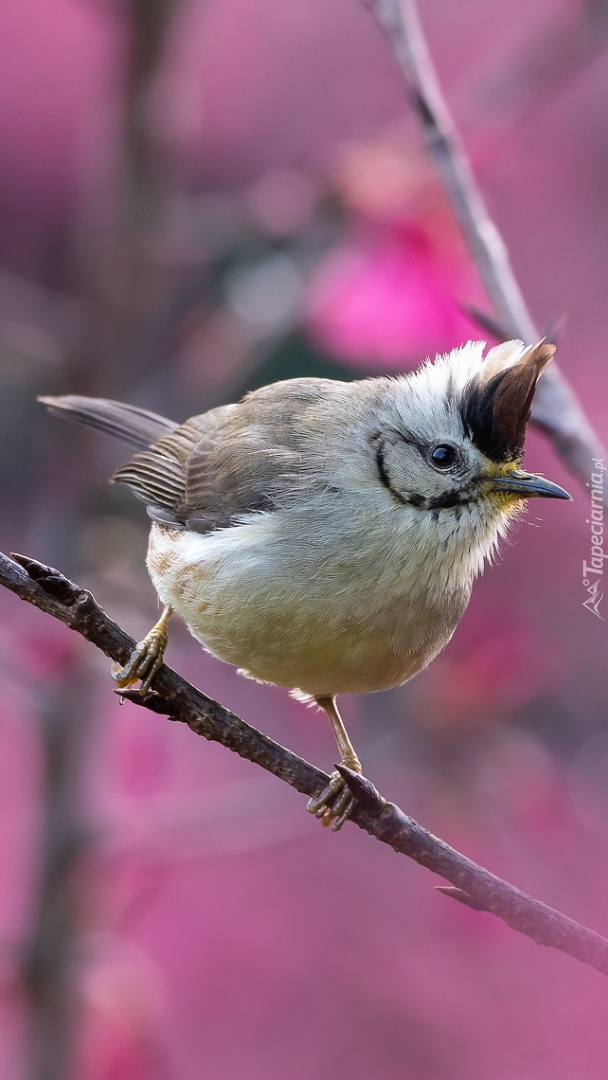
(422, 500, 522, 599)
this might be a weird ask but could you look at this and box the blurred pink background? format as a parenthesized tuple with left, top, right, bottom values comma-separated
(1, 0, 608, 1077)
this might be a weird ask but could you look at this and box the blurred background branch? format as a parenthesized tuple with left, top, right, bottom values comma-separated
(20, 678, 94, 1080)
(366, 0, 606, 482)
(459, 0, 608, 143)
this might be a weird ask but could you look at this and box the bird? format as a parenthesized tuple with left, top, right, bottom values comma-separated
(40, 338, 571, 830)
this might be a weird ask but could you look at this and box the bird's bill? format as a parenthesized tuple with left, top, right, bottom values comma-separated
(489, 470, 572, 501)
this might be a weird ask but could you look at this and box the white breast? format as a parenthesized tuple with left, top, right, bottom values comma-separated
(144, 492, 489, 697)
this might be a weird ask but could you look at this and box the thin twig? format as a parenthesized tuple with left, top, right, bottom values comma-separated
(460, 0, 608, 143)
(365, 0, 606, 483)
(3, 550, 608, 978)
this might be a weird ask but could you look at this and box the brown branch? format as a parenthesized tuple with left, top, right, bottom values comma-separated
(3, 550, 608, 978)
(365, 0, 606, 484)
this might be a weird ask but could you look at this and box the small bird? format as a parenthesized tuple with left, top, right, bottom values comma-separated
(41, 339, 571, 829)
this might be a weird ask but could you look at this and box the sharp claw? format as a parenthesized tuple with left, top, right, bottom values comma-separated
(331, 797, 356, 831)
(112, 662, 138, 690)
(306, 770, 359, 830)
(328, 783, 356, 831)
(111, 628, 168, 693)
(331, 785, 352, 817)
(139, 654, 163, 694)
(309, 796, 328, 816)
(307, 774, 342, 815)
(139, 674, 153, 695)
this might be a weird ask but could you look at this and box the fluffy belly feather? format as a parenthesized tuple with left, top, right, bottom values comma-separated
(146, 521, 467, 697)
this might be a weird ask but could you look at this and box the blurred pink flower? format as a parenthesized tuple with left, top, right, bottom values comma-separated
(74, 946, 168, 1080)
(306, 218, 483, 368)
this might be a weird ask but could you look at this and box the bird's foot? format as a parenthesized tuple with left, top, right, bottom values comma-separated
(112, 623, 169, 694)
(307, 766, 360, 832)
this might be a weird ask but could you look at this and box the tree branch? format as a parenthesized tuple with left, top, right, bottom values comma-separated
(365, 0, 606, 484)
(3, 550, 608, 978)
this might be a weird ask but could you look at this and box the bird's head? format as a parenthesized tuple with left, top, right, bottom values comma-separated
(364, 339, 571, 588)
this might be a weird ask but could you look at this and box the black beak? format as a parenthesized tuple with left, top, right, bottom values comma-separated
(490, 470, 572, 500)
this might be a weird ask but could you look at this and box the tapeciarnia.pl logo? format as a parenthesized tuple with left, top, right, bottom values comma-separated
(582, 457, 606, 620)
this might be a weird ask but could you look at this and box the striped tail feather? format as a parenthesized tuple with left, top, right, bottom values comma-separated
(38, 395, 177, 451)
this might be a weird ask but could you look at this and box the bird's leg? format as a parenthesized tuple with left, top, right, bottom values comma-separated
(306, 696, 362, 831)
(113, 605, 173, 693)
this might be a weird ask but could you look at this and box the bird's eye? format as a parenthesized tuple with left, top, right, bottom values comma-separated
(430, 444, 457, 469)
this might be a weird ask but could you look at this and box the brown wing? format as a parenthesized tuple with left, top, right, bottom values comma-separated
(113, 378, 344, 533)
(177, 379, 336, 531)
(112, 405, 237, 525)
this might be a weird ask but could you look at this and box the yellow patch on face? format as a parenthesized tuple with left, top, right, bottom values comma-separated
(480, 458, 522, 480)
(478, 459, 528, 511)
(473, 457, 531, 520)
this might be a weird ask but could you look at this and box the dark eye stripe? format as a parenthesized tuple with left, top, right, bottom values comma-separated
(372, 433, 473, 511)
(426, 490, 474, 510)
(374, 439, 409, 506)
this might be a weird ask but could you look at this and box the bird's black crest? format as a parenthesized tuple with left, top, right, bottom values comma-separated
(460, 343, 554, 463)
